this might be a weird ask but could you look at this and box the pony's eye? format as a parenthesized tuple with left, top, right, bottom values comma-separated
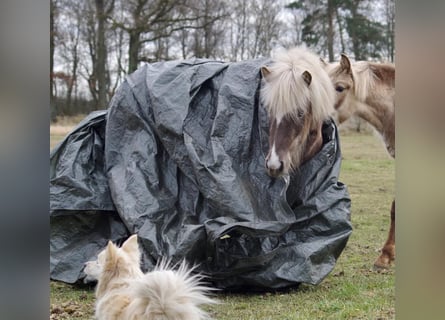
(335, 86, 345, 93)
(297, 110, 304, 118)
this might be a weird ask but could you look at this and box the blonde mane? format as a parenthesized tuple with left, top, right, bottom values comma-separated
(351, 61, 377, 102)
(261, 47, 335, 124)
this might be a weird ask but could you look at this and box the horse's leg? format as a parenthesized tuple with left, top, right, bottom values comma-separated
(374, 199, 395, 270)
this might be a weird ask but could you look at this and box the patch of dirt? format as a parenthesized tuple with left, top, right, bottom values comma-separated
(50, 302, 87, 319)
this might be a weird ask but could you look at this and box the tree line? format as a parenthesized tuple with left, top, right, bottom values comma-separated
(50, 0, 394, 118)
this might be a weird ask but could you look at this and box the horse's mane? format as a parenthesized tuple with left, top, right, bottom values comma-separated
(351, 61, 377, 102)
(261, 47, 335, 124)
(352, 61, 395, 102)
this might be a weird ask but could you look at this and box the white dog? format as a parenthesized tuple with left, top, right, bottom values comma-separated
(84, 235, 216, 320)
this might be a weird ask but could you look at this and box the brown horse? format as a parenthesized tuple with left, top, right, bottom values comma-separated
(325, 54, 395, 269)
(261, 47, 336, 178)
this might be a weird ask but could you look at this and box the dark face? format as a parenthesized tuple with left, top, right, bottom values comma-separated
(265, 112, 323, 178)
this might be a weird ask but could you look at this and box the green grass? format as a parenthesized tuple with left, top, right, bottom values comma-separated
(50, 129, 395, 319)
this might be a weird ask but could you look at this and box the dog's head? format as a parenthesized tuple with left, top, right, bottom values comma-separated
(84, 258, 102, 283)
(84, 235, 142, 283)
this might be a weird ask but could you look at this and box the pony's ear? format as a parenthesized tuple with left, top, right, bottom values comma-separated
(340, 54, 351, 73)
(261, 66, 271, 80)
(302, 70, 312, 86)
(319, 57, 328, 67)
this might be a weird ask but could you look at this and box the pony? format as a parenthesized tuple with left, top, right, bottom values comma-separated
(261, 47, 336, 178)
(325, 54, 395, 269)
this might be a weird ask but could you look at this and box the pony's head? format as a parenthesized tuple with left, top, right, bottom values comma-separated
(325, 54, 375, 123)
(261, 48, 335, 177)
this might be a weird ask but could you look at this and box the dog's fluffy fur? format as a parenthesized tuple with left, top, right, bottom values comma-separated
(84, 235, 216, 320)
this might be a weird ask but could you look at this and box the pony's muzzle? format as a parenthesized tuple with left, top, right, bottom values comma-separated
(265, 157, 284, 177)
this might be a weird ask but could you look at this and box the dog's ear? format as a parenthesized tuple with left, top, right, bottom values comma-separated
(122, 235, 138, 252)
(104, 241, 117, 265)
(122, 234, 141, 264)
(122, 234, 139, 254)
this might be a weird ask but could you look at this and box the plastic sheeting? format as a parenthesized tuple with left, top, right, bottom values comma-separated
(50, 58, 352, 290)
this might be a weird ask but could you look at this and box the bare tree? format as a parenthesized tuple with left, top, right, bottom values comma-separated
(63, 2, 83, 110)
(384, 0, 395, 62)
(326, 0, 335, 61)
(51, 0, 393, 117)
(108, 26, 128, 98)
(52, 0, 84, 113)
(250, 0, 282, 58)
(227, 0, 281, 61)
(281, 7, 304, 48)
(50, 0, 57, 101)
(177, 0, 228, 59)
(50, 0, 59, 120)
(110, 0, 227, 72)
(95, 0, 115, 109)
(81, 1, 99, 103)
(75, 0, 114, 109)
(228, 0, 249, 61)
(335, 4, 346, 54)
(111, 0, 186, 72)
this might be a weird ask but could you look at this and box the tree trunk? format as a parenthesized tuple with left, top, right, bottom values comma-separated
(386, 0, 395, 62)
(327, 0, 335, 62)
(50, 0, 57, 120)
(50, 0, 55, 100)
(128, 30, 140, 74)
(349, 2, 361, 60)
(95, 0, 107, 109)
(66, 48, 78, 112)
(240, 0, 247, 60)
(335, 6, 345, 54)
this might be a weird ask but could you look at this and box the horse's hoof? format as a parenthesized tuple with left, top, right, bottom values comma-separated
(373, 255, 395, 272)
(373, 262, 390, 272)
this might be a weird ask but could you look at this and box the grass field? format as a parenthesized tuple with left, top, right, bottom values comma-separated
(50, 125, 395, 319)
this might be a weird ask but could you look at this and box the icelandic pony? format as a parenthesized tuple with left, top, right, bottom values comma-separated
(261, 47, 336, 177)
(325, 54, 395, 269)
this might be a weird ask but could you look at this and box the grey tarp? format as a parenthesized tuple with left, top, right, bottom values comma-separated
(50, 58, 352, 290)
